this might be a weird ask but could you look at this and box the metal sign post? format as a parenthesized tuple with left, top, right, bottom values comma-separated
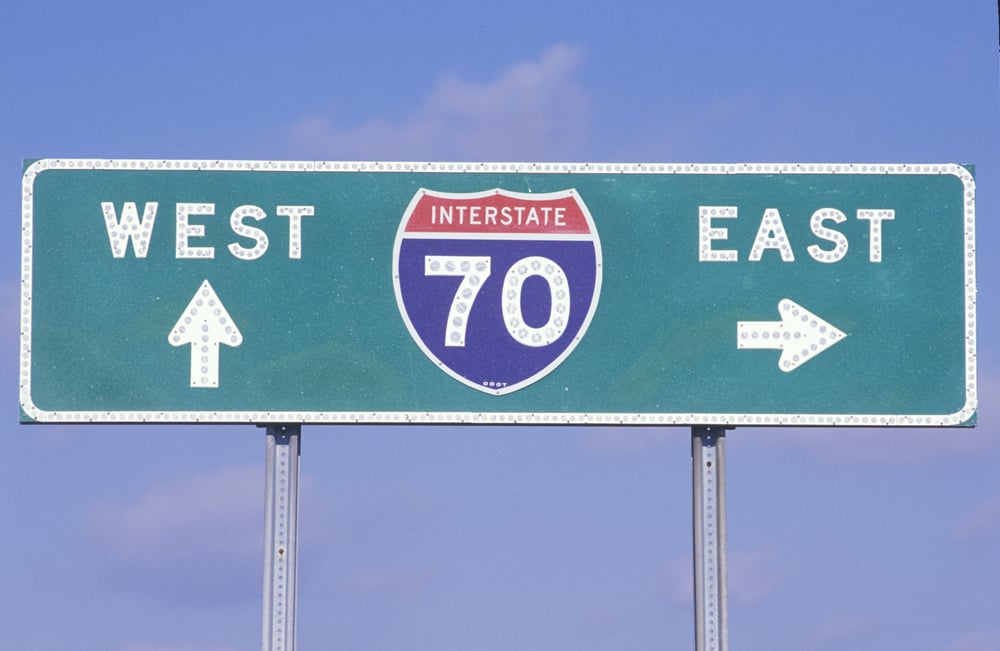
(262, 425, 301, 651)
(693, 426, 729, 651)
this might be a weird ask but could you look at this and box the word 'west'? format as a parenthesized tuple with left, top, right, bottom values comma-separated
(101, 201, 315, 259)
(699, 205, 895, 263)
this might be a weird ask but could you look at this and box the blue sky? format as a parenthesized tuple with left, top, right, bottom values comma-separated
(3, 1, 999, 650)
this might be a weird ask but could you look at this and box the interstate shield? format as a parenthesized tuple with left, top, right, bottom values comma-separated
(393, 188, 603, 395)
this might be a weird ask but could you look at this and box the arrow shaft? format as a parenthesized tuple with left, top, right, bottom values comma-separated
(737, 320, 788, 351)
(189, 340, 220, 388)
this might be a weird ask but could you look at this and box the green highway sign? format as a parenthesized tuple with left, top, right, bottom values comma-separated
(20, 160, 977, 426)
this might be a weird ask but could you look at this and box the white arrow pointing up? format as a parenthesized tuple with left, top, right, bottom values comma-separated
(737, 298, 847, 372)
(168, 279, 243, 388)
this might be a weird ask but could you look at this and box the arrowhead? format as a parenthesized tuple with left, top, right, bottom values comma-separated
(737, 299, 847, 372)
(773, 298, 847, 372)
(168, 280, 243, 388)
(169, 280, 243, 347)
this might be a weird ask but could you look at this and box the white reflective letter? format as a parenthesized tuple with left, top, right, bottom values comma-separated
(807, 208, 849, 263)
(176, 203, 215, 259)
(102, 201, 158, 258)
(227, 205, 269, 260)
(699, 206, 738, 261)
(749, 208, 794, 262)
(277, 205, 314, 259)
(857, 209, 894, 262)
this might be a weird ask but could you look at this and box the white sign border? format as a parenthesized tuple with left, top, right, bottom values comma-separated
(20, 159, 977, 426)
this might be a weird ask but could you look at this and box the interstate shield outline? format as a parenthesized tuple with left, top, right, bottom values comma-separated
(393, 188, 603, 395)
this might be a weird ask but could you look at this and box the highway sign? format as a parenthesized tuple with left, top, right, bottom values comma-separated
(394, 188, 602, 395)
(20, 160, 977, 426)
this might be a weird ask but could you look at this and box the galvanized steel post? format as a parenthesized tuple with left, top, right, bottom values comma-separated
(692, 426, 729, 651)
(262, 425, 301, 651)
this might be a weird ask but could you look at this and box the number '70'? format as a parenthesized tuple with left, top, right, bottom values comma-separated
(424, 255, 570, 348)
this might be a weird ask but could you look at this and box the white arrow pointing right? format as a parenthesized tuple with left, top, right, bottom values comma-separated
(737, 298, 847, 372)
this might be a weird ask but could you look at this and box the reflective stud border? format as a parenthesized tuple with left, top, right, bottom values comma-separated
(20, 160, 976, 426)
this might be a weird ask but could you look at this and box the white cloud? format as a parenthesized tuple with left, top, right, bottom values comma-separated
(90, 465, 262, 560)
(88, 465, 264, 606)
(280, 44, 591, 161)
(658, 554, 693, 605)
(727, 546, 790, 606)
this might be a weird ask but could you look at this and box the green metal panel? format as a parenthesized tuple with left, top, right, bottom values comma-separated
(20, 160, 977, 426)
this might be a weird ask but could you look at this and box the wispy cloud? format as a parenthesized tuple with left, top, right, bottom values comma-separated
(659, 545, 790, 606)
(658, 554, 693, 605)
(321, 483, 446, 606)
(954, 496, 1000, 543)
(743, 370, 997, 466)
(90, 465, 262, 558)
(747, 372, 998, 466)
(946, 630, 1000, 651)
(278, 44, 591, 161)
(88, 465, 263, 606)
(583, 427, 672, 454)
(727, 546, 791, 606)
(2, 276, 18, 334)
(749, 424, 995, 466)
(344, 564, 440, 603)
(121, 645, 241, 651)
(804, 613, 879, 651)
